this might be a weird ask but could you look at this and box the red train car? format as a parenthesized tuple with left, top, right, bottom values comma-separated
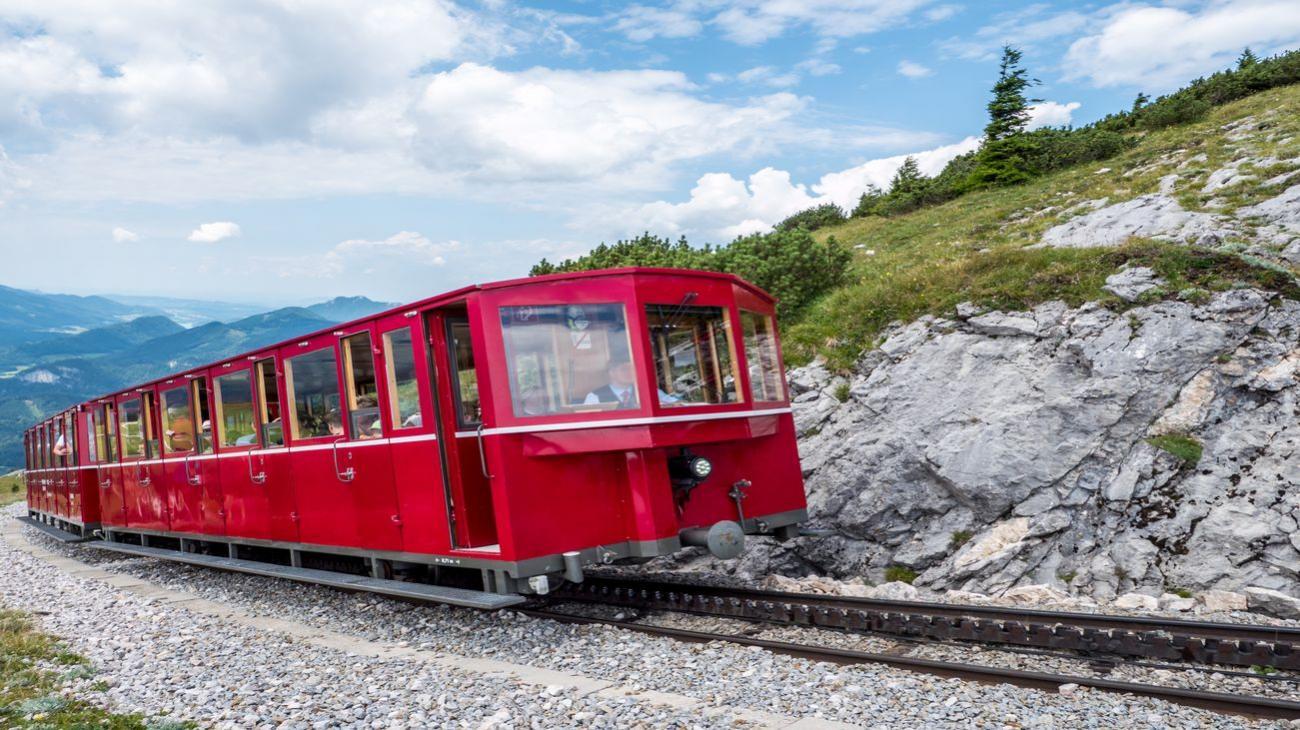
(23, 269, 806, 605)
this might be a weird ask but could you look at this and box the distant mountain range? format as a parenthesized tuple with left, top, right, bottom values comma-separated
(0, 288, 396, 469)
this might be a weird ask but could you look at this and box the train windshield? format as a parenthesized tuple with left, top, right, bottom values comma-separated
(500, 304, 640, 417)
(644, 304, 740, 407)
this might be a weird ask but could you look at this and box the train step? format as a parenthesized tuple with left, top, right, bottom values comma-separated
(85, 540, 526, 610)
(16, 516, 94, 543)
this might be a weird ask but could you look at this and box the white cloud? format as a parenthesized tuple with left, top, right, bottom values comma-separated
(587, 136, 982, 240)
(736, 65, 801, 87)
(1064, 1, 1300, 90)
(897, 60, 934, 78)
(925, 4, 961, 22)
(333, 230, 455, 268)
(796, 58, 842, 77)
(261, 231, 458, 279)
(612, 5, 703, 41)
(711, 0, 934, 45)
(940, 5, 1091, 60)
(187, 221, 241, 243)
(111, 227, 138, 243)
(409, 62, 807, 188)
(1027, 101, 1082, 129)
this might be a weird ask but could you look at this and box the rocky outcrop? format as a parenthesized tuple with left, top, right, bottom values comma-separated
(679, 291, 1300, 602)
(1036, 194, 1236, 249)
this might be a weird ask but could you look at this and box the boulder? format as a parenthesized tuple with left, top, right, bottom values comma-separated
(1002, 584, 1070, 605)
(1199, 590, 1248, 613)
(1158, 593, 1195, 612)
(1245, 587, 1300, 620)
(869, 581, 919, 601)
(1103, 267, 1164, 302)
(1114, 592, 1160, 611)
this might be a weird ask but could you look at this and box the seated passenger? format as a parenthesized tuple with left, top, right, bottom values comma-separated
(583, 361, 679, 408)
(52, 433, 70, 457)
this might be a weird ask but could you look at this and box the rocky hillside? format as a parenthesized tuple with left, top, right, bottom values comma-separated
(662, 85, 1300, 615)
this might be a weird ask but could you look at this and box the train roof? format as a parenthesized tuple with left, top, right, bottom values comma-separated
(55, 267, 774, 414)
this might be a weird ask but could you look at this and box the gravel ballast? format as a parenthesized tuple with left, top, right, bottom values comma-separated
(6, 508, 1295, 728)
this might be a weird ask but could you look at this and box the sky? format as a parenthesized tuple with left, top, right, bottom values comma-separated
(1, 1, 1299, 307)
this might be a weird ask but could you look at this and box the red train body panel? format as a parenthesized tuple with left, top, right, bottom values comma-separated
(22, 269, 808, 594)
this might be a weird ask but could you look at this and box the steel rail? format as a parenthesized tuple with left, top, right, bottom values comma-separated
(558, 577, 1300, 671)
(524, 607, 1300, 721)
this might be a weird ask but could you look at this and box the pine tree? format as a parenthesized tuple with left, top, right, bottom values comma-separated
(1131, 92, 1150, 112)
(1238, 47, 1259, 69)
(889, 157, 924, 195)
(983, 46, 1040, 141)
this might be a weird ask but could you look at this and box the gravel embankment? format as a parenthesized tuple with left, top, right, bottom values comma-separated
(7, 509, 1292, 729)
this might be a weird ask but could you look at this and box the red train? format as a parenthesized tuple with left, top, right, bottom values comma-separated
(21, 269, 807, 607)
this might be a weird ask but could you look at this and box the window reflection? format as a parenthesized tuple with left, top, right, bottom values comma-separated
(500, 304, 639, 417)
(286, 348, 343, 439)
(645, 304, 740, 407)
(740, 311, 785, 402)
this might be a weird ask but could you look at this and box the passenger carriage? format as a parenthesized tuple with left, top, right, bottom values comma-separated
(23, 268, 807, 605)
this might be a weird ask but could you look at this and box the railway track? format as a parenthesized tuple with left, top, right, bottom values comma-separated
(555, 576, 1300, 672)
(525, 607, 1300, 721)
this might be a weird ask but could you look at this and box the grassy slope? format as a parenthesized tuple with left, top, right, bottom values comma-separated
(790, 85, 1300, 370)
(0, 474, 23, 508)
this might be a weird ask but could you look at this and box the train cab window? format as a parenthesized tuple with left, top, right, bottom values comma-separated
(192, 378, 214, 454)
(255, 359, 285, 447)
(499, 304, 639, 417)
(740, 311, 785, 402)
(160, 386, 195, 454)
(644, 304, 741, 407)
(382, 328, 424, 429)
(215, 371, 258, 448)
(119, 398, 146, 458)
(342, 333, 382, 439)
(446, 320, 482, 426)
(285, 348, 344, 439)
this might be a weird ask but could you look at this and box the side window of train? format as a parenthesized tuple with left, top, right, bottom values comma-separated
(382, 328, 424, 430)
(84, 411, 97, 463)
(446, 319, 481, 427)
(119, 398, 145, 458)
(214, 371, 259, 448)
(255, 359, 285, 447)
(739, 310, 786, 402)
(499, 304, 638, 417)
(63, 412, 76, 465)
(644, 304, 741, 407)
(160, 385, 195, 454)
(98, 403, 117, 462)
(192, 378, 214, 454)
(342, 333, 382, 440)
(285, 348, 344, 440)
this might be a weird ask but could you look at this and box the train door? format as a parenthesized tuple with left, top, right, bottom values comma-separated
(189, 376, 226, 535)
(376, 312, 446, 554)
(118, 391, 165, 530)
(252, 355, 297, 541)
(55, 414, 70, 518)
(426, 307, 499, 549)
(77, 408, 101, 527)
(213, 362, 284, 541)
(95, 401, 125, 527)
(334, 324, 403, 551)
(282, 335, 357, 548)
(159, 382, 202, 533)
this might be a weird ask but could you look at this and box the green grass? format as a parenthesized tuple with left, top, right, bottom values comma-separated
(949, 530, 974, 550)
(1147, 434, 1204, 464)
(884, 566, 918, 584)
(0, 474, 24, 508)
(789, 85, 1300, 369)
(0, 608, 156, 729)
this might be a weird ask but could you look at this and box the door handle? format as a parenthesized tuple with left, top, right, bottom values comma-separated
(332, 439, 355, 483)
(475, 424, 493, 479)
(247, 453, 266, 484)
(184, 453, 201, 485)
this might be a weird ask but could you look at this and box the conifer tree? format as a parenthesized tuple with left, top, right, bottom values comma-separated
(983, 46, 1040, 141)
(1238, 47, 1259, 69)
(1131, 92, 1150, 112)
(889, 157, 924, 194)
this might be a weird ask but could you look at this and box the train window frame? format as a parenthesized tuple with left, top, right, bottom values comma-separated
(255, 358, 285, 448)
(739, 310, 786, 403)
(342, 332, 383, 441)
(84, 411, 98, 463)
(64, 412, 77, 466)
(498, 303, 641, 419)
(284, 346, 345, 441)
(643, 303, 742, 408)
(118, 397, 147, 459)
(382, 327, 425, 431)
(445, 318, 482, 429)
(192, 378, 214, 455)
(98, 403, 117, 463)
(214, 369, 260, 450)
(160, 385, 196, 455)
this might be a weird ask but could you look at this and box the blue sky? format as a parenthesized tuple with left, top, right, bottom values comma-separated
(1, 0, 1298, 307)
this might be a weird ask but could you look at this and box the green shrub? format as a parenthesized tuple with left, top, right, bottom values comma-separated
(949, 530, 974, 549)
(1147, 433, 1203, 464)
(884, 566, 918, 584)
(1168, 586, 1194, 599)
(1140, 96, 1212, 129)
(833, 382, 851, 403)
(775, 203, 847, 233)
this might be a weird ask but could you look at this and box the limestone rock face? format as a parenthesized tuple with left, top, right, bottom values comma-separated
(691, 291, 1300, 600)
(1036, 194, 1236, 249)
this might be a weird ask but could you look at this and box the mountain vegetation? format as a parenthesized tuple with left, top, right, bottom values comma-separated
(532, 46, 1300, 370)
